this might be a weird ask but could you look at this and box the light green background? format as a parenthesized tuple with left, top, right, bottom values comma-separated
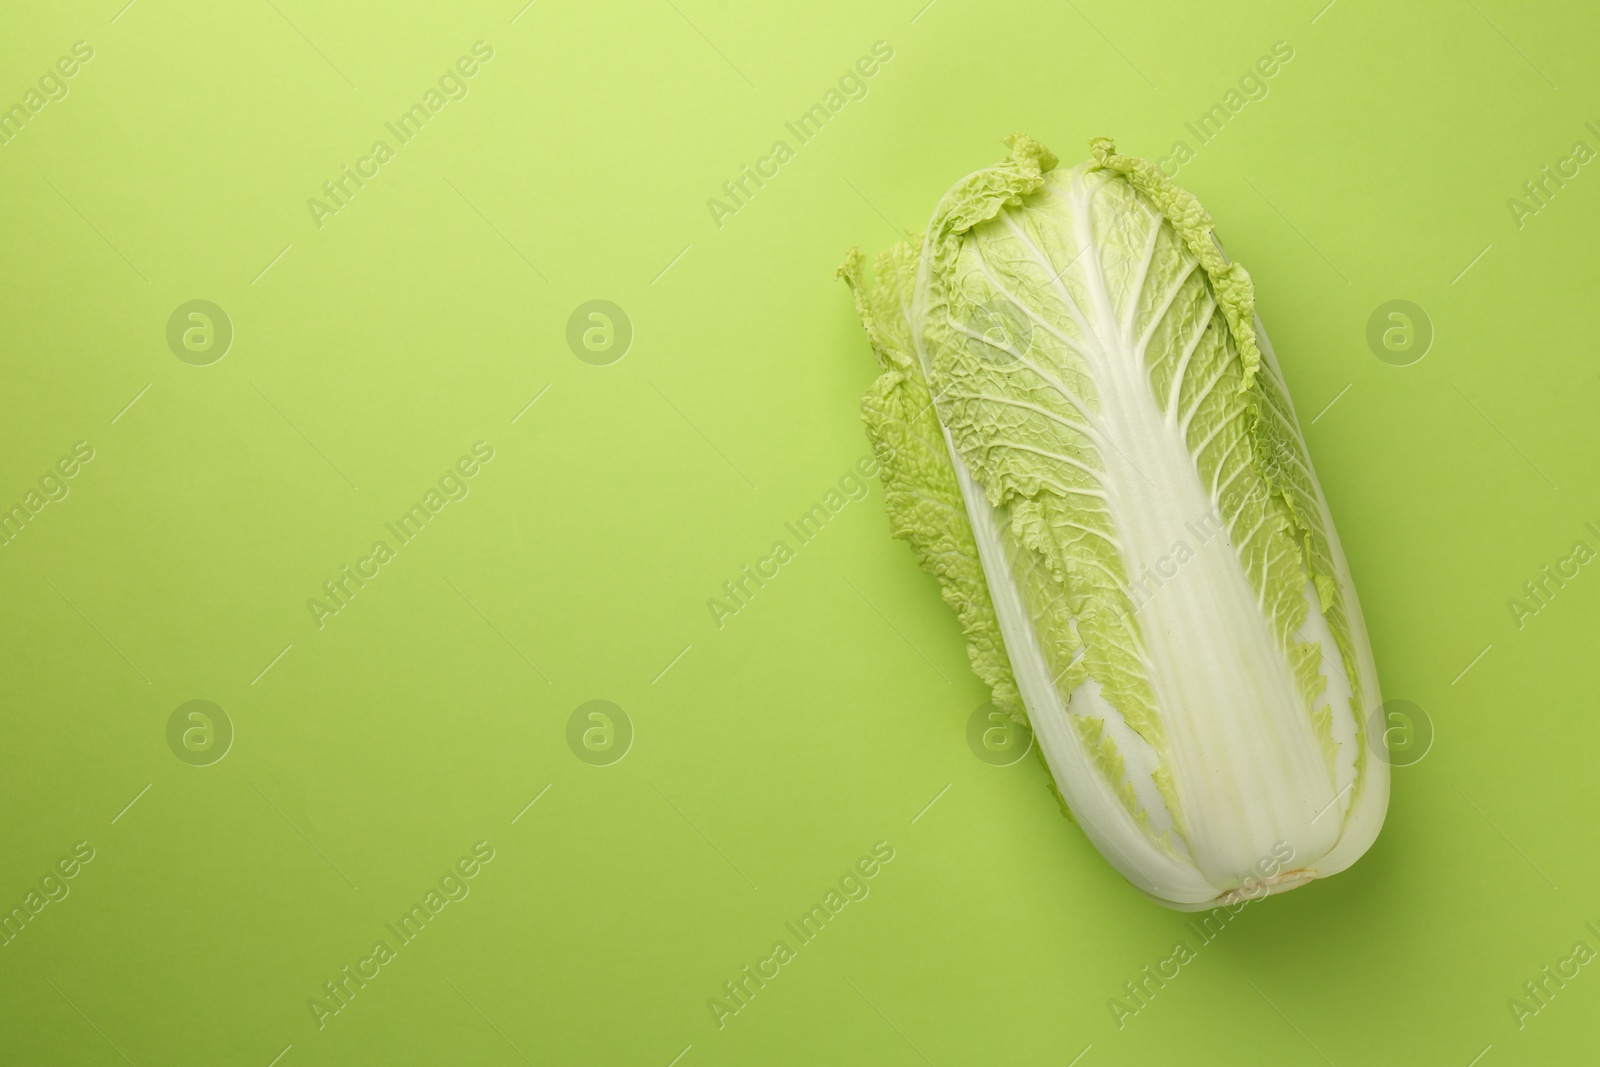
(2, 0, 1597, 1064)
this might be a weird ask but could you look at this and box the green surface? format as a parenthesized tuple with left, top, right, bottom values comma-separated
(1, 1, 1596, 1064)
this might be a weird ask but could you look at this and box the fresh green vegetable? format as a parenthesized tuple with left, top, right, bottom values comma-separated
(840, 135, 1388, 910)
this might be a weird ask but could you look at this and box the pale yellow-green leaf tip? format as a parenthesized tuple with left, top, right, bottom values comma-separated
(1003, 132, 1059, 175)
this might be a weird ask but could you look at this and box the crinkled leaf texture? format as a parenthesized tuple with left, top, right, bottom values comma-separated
(840, 136, 1388, 910)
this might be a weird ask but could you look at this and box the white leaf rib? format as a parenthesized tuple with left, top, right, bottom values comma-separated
(993, 440, 1107, 484)
(994, 209, 1107, 361)
(1034, 479, 1108, 502)
(1085, 635, 1157, 681)
(1258, 400, 1317, 480)
(1041, 170, 1117, 219)
(951, 258, 1106, 434)
(1069, 176, 1127, 362)
(1230, 511, 1270, 554)
(1069, 556, 1132, 599)
(1135, 260, 1201, 363)
(972, 262, 1099, 364)
(942, 391, 1096, 441)
(1122, 209, 1168, 339)
(952, 323, 1034, 365)
(1188, 404, 1244, 465)
(1210, 447, 1251, 502)
(1178, 356, 1235, 439)
(1254, 346, 1294, 398)
(1161, 299, 1218, 421)
(1257, 384, 1319, 473)
(1047, 517, 1125, 553)
(971, 351, 1103, 434)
